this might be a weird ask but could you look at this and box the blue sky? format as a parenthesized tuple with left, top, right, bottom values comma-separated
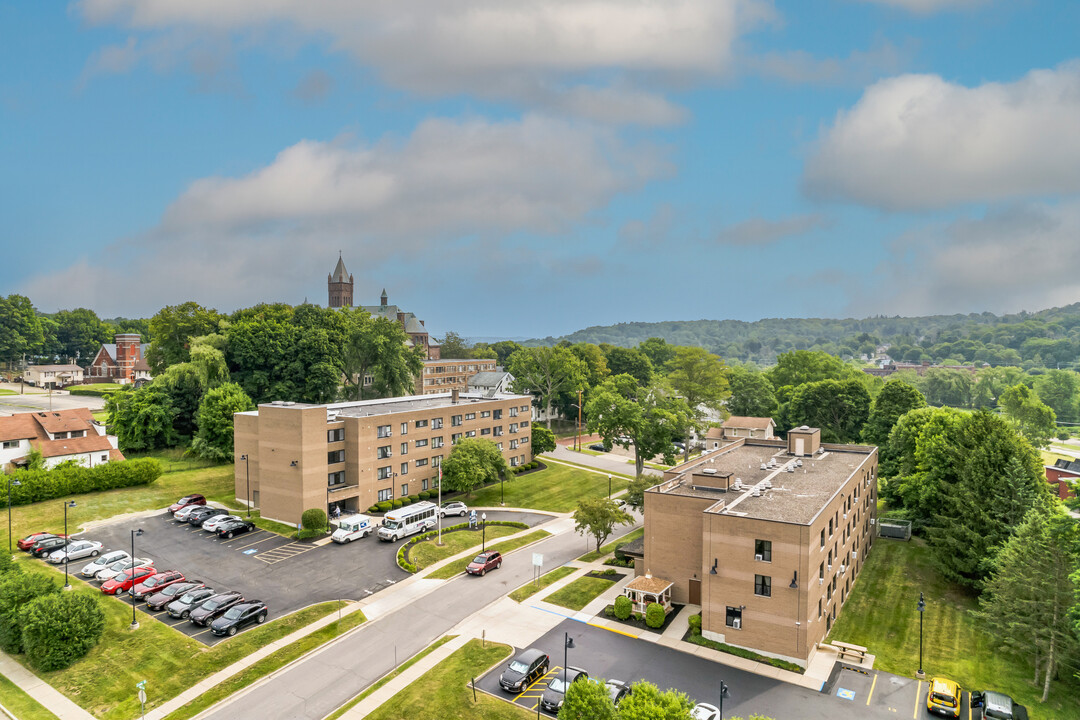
(2, 0, 1079, 339)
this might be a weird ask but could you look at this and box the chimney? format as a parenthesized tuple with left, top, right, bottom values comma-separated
(451, 389, 459, 404)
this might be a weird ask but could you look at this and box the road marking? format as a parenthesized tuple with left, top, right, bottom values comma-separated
(235, 535, 282, 549)
(514, 667, 560, 702)
(218, 530, 263, 544)
(867, 672, 878, 706)
(913, 680, 923, 719)
(189, 627, 213, 638)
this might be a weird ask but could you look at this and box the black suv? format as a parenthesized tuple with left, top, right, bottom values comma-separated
(167, 587, 215, 619)
(30, 537, 68, 558)
(187, 507, 229, 527)
(215, 518, 256, 539)
(499, 648, 550, 693)
(540, 667, 588, 714)
(211, 600, 269, 637)
(146, 581, 204, 611)
(189, 592, 244, 626)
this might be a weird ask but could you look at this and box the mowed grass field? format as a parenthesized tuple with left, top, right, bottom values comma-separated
(827, 538, 1080, 718)
(464, 463, 630, 513)
(407, 525, 523, 571)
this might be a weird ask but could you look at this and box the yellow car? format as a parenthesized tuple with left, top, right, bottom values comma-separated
(927, 677, 962, 718)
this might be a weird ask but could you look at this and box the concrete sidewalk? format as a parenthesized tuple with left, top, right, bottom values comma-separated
(0, 651, 94, 720)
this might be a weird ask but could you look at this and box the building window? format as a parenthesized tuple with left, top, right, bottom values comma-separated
(1, 440, 17, 450)
(378, 488, 393, 502)
(755, 539, 772, 562)
(377, 425, 392, 438)
(328, 471, 345, 487)
(481, 411, 491, 418)
(521, 405, 529, 413)
(510, 406, 518, 417)
(401, 462, 409, 475)
(521, 435, 529, 444)
(754, 575, 771, 597)
(71, 430, 85, 438)
(493, 409, 502, 420)
(521, 420, 529, 428)
(820, 529, 825, 548)
(401, 442, 409, 455)
(432, 418, 443, 429)
(422, 479, 428, 491)
(828, 518, 833, 536)
(465, 430, 476, 438)
(432, 436, 444, 448)
(726, 607, 742, 629)
(509, 423, 518, 433)
(328, 450, 345, 464)
(510, 439, 519, 450)
(415, 438, 428, 449)
(452, 415, 462, 427)
(433, 455, 442, 467)
(493, 426, 503, 436)
(328, 428, 345, 442)
(497, 442, 503, 451)
(401, 484, 408, 497)
(416, 458, 429, 468)
(481, 428, 491, 436)
(100, 453, 108, 462)
(510, 456, 520, 466)
(415, 419, 428, 429)
(377, 466, 392, 480)
(401, 422, 409, 435)
(377, 446, 392, 459)
(465, 412, 476, 421)
(452, 433, 462, 444)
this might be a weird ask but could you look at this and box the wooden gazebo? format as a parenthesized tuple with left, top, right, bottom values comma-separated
(623, 572, 673, 615)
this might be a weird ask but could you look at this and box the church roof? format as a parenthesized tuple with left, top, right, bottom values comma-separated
(331, 255, 350, 283)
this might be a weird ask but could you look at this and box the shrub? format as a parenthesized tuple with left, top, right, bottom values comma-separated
(688, 613, 702, 636)
(0, 458, 161, 508)
(301, 508, 327, 532)
(392, 499, 404, 509)
(368, 505, 381, 514)
(407, 494, 420, 504)
(613, 595, 632, 620)
(0, 552, 17, 578)
(613, 543, 628, 563)
(418, 491, 431, 500)
(645, 602, 665, 628)
(21, 593, 105, 671)
(0, 573, 60, 654)
(68, 385, 124, 397)
(376, 501, 393, 513)
(633, 612, 642, 622)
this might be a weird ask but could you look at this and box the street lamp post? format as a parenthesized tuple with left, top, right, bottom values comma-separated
(62, 501, 76, 590)
(719, 680, 730, 719)
(607, 474, 611, 499)
(239, 454, 251, 518)
(563, 632, 575, 701)
(916, 591, 926, 679)
(481, 512, 487, 552)
(7, 478, 22, 554)
(129, 528, 144, 630)
(500, 471, 505, 506)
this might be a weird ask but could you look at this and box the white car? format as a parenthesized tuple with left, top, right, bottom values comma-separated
(48, 540, 103, 564)
(81, 550, 130, 577)
(95, 557, 153, 582)
(440, 501, 468, 518)
(202, 514, 241, 533)
(173, 505, 199, 521)
(691, 703, 721, 720)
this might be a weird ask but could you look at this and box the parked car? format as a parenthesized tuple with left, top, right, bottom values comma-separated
(101, 566, 157, 595)
(48, 539, 103, 564)
(540, 667, 589, 714)
(329, 515, 373, 543)
(971, 690, 1025, 720)
(173, 505, 200, 522)
(216, 518, 257, 539)
(189, 591, 244, 627)
(439, 501, 468, 518)
(202, 514, 242, 533)
(132, 570, 186, 600)
(146, 581, 205, 611)
(605, 680, 632, 706)
(499, 648, 550, 693)
(167, 587, 216, 619)
(210, 600, 269, 636)
(927, 677, 963, 718)
(691, 703, 721, 720)
(589, 443, 607, 452)
(81, 550, 130, 577)
(466, 551, 502, 576)
(30, 537, 68, 558)
(17, 532, 68, 551)
(96, 557, 153, 582)
(168, 494, 206, 513)
(187, 507, 229, 527)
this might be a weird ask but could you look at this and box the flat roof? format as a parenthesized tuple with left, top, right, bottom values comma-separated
(653, 439, 875, 525)
(242, 391, 530, 419)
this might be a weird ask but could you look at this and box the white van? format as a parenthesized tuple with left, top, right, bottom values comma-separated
(377, 501, 437, 542)
(331, 515, 375, 544)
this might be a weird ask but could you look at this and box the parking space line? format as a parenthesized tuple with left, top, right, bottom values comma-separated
(189, 627, 213, 638)
(514, 668, 560, 702)
(913, 680, 923, 718)
(218, 530, 263, 544)
(235, 535, 283, 549)
(866, 672, 878, 706)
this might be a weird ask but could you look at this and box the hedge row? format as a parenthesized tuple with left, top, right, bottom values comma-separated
(0, 458, 162, 507)
(396, 520, 529, 573)
(511, 461, 540, 474)
(67, 385, 126, 397)
(367, 490, 439, 514)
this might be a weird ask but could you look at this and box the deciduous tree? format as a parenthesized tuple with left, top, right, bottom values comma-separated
(725, 365, 777, 418)
(1034, 370, 1080, 423)
(603, 346, 654, 385)
(21, 593, 105, 671)
(146, 301, 223, 373)
(531, 425, 557, 454)
(638, 337, 676, 372)
(192, 382, 255, 461)
(342, 313, 424, 401)
(0, 295, 45, 366)
(558, 675, 616, 720)
(508, 347, 588, 428)
(49, 308, 111, 364)
(665, 347, 730, 460)
(441, 439, 509, 497)
(786, 379, 870, 443)
(573, 497, 632, 553)
(586, 375, 691, 476)
(862, 379, 927, 447)
(1000, 383, 1056, 449)
(615, 681, 694, 720)
(624, 476, 652, 511)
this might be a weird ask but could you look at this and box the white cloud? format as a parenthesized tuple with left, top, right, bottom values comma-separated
(850, 201, 1080, 316)
(715, 213, 830, 246)
(852, 0, 983, 13)
(76, 0, 771, 124)
(803, 63, 1080, 210)
(20, 115, 668, 315)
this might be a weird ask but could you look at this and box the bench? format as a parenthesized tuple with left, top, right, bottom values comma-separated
(831, 641, 868, 664)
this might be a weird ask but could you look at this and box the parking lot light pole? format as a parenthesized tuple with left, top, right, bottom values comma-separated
(7, 478, 21, 554)
(130, 528, 144, 630)
(481, 512, 487, 552)
(719, 680, 730, 719)
(916, 591, 926, 679)
(62, 500, 76, 590)
(240, 454, 251, 518)
(608, 474, 611, 499)
(563, 632, 575, 696)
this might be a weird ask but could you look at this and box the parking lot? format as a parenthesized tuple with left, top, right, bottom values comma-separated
(478, 619, 965, 720)
(77, 508, 549, 646)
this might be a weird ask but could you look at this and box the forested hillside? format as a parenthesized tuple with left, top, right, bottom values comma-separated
(528, 303, 1080, 369)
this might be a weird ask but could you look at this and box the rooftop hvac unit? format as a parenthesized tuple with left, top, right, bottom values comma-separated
(732, 618, 741, 629)
(751, 488, 762, 497)
(759, 463, 767, 471)
(762, 479, 772, 488)
(702, 468, 716, 475)
(786, 466, 795, 473)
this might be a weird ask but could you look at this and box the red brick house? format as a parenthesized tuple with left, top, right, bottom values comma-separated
(86, 334, 152, 386)
(1045, 458, 1079, 500)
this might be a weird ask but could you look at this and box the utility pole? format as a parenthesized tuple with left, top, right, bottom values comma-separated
(576, 388, 583, 451)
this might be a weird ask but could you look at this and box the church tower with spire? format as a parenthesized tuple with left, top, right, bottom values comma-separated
(328, 254, 354, 308)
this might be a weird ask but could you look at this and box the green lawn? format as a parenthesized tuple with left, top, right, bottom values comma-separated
(11, 556, 346, 720)
(325, 636, 457, 720)
(408, 526, 522, 571)
(543, 575, 615, 611)
(463, 464, 631, 512)
(509, 566, 578, 603)
(426, 530, 551, 580)
(0, 671, 60, 720)
(579, 527, 642, 562)
(363, 639, 530, 720)
(163, 608, 367, 720)
(828, 538, 1080, 718)
(0, 387, 17, 396)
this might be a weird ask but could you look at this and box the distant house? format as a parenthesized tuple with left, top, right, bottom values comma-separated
(1045, 458, 1079, 500)
(468, 369, 515, 397)
(23, 364, 84, 389)
(864, 361, 988, 379)
(86, 334, 151, 386)
(0, 408, 124, 471)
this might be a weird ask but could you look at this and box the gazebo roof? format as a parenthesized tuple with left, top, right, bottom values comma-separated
(625, 574, 673, 595)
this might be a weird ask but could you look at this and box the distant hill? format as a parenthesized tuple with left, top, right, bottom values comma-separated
(525, 303, 1080, 369)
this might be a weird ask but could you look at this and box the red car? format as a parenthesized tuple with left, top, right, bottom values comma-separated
(101, 566, 157, 595)
(17, 532, 68, 551)
(168, 494, 206, 514)
(132, 570, 186, 601)
(466, 551, 502, 576)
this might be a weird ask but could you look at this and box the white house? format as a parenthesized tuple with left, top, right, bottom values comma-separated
(23, 364, 85, 389)
(0, 409, 123, 471)
(467, 369, 515, 397)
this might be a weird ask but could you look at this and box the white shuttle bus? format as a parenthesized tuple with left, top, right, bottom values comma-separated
(377, 501, 437, 542)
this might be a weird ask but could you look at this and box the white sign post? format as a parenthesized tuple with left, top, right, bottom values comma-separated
(532, 553, 543, 586)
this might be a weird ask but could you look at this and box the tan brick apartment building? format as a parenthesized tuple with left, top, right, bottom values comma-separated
(635, 427, 877, 667)
(417, 358, 497, 395)
(234, 391, 534, 527)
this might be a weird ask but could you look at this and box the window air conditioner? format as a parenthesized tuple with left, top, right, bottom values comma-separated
(819, 577, 824, 586)
(869, 518, 876, 526)
(755, 554, 763, 561)
(851, 551, 858, 560)
(732, 618, 741, 629)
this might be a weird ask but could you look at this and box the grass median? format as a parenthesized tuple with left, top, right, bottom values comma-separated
(543, 575, 615, 612)
(509, 566, 577, 603)
(464, 463, 630, 512)
(0, 671, 59, 720)
(407, 525, 523, 571)
(578, 527, 642, 562)
(828, 537, 1080, 718)
(362, 639, 529, 720)
(425, 530, 551, 580)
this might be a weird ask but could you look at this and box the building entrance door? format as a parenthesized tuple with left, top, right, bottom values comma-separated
(688, 578, 701, 605)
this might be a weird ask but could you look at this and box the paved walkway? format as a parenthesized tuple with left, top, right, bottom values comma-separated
(0, 651, 93, 720)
